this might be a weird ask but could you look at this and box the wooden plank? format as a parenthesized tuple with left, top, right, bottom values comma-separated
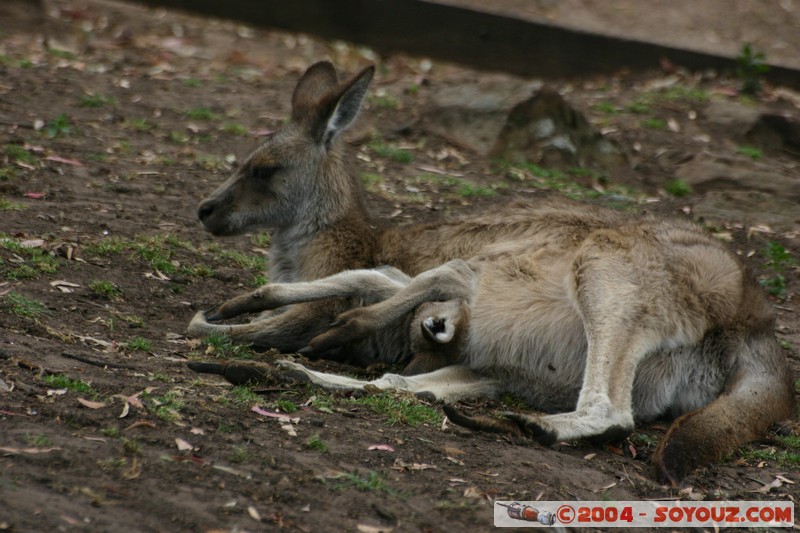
(133, 0, 800, 87)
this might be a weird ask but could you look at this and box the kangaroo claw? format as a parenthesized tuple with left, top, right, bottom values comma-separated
(503, 412, 558, 446)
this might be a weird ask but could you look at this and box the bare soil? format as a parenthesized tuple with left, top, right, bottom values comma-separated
(0, 2, 798, 532)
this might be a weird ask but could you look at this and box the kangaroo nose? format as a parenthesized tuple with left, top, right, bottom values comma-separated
(198, 201, 214, 221)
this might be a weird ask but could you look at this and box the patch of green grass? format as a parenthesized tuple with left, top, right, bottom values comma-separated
(275, 399, 297, 413)
(101, 427, 121, 438)
(89, 280, 122, 300)
(5, 264, 38, 280)
(146, 389, 185, 421)
(129, 118, 157, 132)
(133, 234, 188, 274)
(309, 393, 335, 413)
(229, 445, 251, 464)
(0, 167, 18, 181)
(761, 274, 787, 299)
(658, 86, 710, 103)
(46, 113, 72, 138)
(627, 101, 650, 115)
(4, 144, 37, 164)
(214, 248, 266, 272)
(307, 434, 328, 452)
(168, 130, 190, 144)
(736, 43, 770, 96)
(43, 374, 95, 396)
(203, 333, 255, 360)
(185, 107, 216, 120)
(368, 138, 413, 164)
(24, 434, 52, 447)
(764, 241, 794, 271)
(360, 172, 383, 190)
(456, 181, 496, 197)
(79, 94, 116, 108)
(760, 241, 794, 300)
(498, 162, 636, 205)
(369, 93, 399, 110)
(48, 48, 75, 60)
(0, 197, 24, 211)
(593, 101, 618, 114)
(4, 292, 49, 319)
(350, 392, 441, 426)
(123, 438, 141, 456)
(250, 274, 268, 288)
(250, 232, 271, 248)
(124, 336, 152, 352)
(332, 471, 397, 496)
(229, 385, 262, 407)
(83, 237, 127, 257)
(640, 117, 666, 130)
(736, 145, 763, 160)
(412, 173, 497, 198)
(182, 78, 203, 88)
(19, 59, 33, 69)
(223, 123, 248, 136)
(741, 447, 800, 468)
(665, 179, 692, 197)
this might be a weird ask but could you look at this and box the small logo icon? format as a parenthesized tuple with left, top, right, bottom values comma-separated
(496, 502, 556, 525)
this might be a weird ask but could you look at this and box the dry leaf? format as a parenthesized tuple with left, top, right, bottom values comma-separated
(118, 402, 130, 418)
(0, 446, 61, 454)
(357, 525, 393, 533)
(175, 438, 194, 451)
(121, 457, 141, 480)
(190, 427, 205, 435)
(368, 444, 395, 452)
(77, 398, 107, 409)
(212, 464, 252, 479)
(45, 155, 83, 166)
(751, 477, 783, 493)
(584, 453, 597, 460)
(280, 423, 297, 437)
(247, 505, 262, 521)
(50, 280, 81, 293)
(463, 486, 483, 498)
(442, 446, 465, 456)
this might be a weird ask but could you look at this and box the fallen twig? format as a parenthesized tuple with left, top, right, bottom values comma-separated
(61, 351, 136, 370)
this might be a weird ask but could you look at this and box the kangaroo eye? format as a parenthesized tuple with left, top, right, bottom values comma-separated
(250, 166, 279, 180)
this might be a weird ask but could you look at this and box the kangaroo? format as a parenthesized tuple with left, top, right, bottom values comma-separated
(188, 61, 795, 485)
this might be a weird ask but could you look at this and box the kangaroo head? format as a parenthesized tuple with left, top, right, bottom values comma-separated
(403, 299, 469, 376)
(197, 62, 375, 236)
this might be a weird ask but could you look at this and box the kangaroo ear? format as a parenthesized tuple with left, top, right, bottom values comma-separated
(320, 64, 374, 147)
(422, 317, 457, 344)
(291, 61, 340, 123)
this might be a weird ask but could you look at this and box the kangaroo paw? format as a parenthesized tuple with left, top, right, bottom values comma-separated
(586, 424, 634, 445)
(274, 360, 314, 384)
(503, 412, 558, 446)
(443, 405, 523, 436)
(306, 312, 374, 354)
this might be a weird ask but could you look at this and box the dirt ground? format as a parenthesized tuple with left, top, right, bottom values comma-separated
(1, 1, 799, 532)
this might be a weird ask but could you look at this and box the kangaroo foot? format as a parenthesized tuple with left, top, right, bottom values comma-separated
(503, 412, 558, 446)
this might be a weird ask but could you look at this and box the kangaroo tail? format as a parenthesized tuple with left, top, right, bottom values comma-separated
(653, 332, 796, 485)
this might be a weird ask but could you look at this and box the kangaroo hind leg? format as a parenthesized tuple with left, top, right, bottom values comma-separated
(507, 233, 708, 445)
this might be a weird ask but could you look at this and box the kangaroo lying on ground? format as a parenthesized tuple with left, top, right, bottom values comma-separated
(187, 61, 796, 485)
